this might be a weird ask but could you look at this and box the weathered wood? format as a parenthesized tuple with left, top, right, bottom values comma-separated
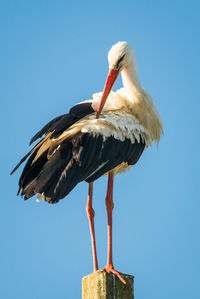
(82, 270, 134, 299)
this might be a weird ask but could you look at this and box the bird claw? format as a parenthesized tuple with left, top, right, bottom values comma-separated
(102, 264, 127, 284)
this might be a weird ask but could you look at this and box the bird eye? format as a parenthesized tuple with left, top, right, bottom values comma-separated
(116, 54, 125, 69)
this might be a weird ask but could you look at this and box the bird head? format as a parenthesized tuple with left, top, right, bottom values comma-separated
(108, 41, 135, 71)
(96, 41, 134, 118)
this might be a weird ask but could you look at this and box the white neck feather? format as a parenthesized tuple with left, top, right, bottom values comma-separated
(121, 62, 142, 103)
(119, 60, 163, 144)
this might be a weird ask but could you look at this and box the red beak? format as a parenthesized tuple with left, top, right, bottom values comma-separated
(96, 69, 119, 119)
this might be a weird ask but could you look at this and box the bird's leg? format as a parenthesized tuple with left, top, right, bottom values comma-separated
(102, 171, 126, 284)
(86, 182, 98, 272)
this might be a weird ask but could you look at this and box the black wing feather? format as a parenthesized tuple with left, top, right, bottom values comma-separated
(29, 102, 94, 145)
(85, 137, 145, 182)
(29, 115, 66, 145)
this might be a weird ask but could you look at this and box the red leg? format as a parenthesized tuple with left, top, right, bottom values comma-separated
(102, 171, 126, 284)
(86, 182, 98, 272)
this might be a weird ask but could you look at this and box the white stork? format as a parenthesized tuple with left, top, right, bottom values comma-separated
(11, 41, 163, 283)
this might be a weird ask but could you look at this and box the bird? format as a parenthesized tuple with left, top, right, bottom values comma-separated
(11, 41, 163, 283)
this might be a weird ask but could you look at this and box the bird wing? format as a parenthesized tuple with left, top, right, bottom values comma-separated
(17, 132, 144, 204)
(11, 104, 146, 204)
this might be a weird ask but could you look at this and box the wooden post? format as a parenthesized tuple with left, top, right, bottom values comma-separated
(82, 270, 134, 299)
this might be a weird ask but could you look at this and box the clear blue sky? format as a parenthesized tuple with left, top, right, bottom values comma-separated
(1, 0, 200, 298)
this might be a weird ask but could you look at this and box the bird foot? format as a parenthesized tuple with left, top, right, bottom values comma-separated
(102, 264, 127, 284)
